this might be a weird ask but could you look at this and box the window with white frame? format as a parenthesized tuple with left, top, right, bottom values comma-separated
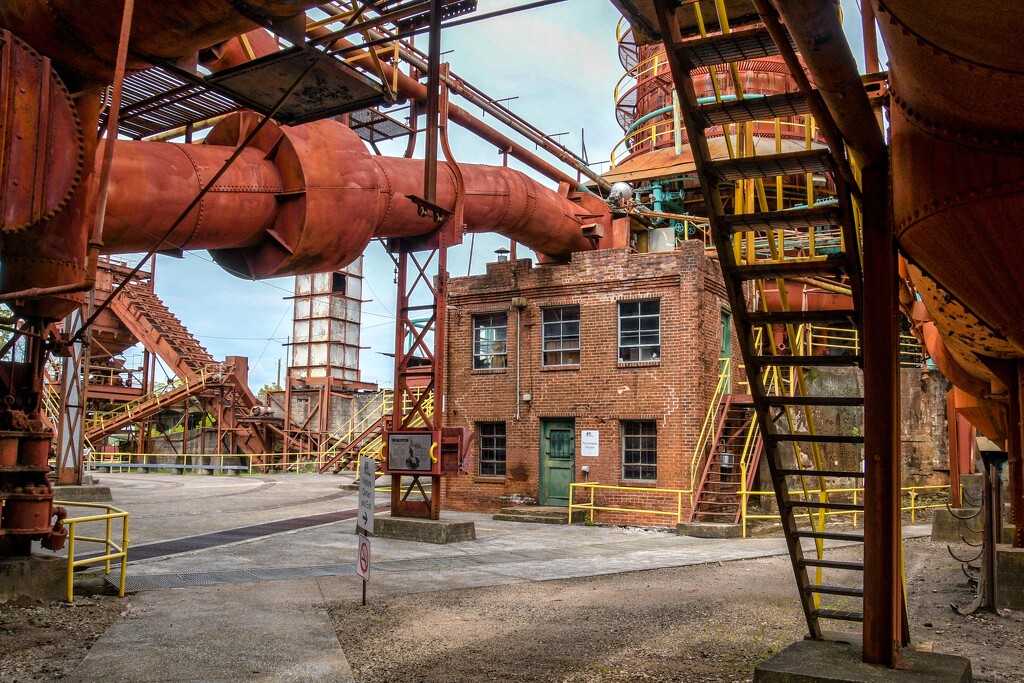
(478, 422, 507, 477)
(542, 305, 581, 366)
(621, 420, 657, 481)
(472, 313, 508, 369)
(618, 299, 661, 362)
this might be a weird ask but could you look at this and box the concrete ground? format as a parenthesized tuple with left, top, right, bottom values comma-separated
(49, 472, 933, 683)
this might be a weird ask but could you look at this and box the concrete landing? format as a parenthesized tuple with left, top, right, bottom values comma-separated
(69, 579, 355, 683)
(0, 554, 65, 603)
(370, 516, 475, 544)
(754, 639, 972, 682)
(678, 521, 743, 538)
(55, 485, 113, 503)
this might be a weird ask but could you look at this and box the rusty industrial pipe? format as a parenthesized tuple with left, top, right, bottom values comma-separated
(99, 114, 613, 278)
(0, 1, 319, 84)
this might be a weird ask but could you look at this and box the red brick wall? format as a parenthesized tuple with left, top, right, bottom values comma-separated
(441, 243, 738, 525)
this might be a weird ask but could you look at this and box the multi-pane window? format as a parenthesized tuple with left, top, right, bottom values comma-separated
(473, 313, 508, 369)
(618, 299, 661, 362)
(478, 422, 507, 477)
(542, 306, 581, 366)
(621, 420, 657, 481)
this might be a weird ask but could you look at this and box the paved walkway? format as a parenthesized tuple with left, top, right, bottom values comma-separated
(62, 474, 933, 682)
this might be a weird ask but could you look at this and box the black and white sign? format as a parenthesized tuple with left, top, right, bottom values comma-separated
(357, 455, 376, 534)
(581, 429, 600, 457)
(387, 432, 433, 472)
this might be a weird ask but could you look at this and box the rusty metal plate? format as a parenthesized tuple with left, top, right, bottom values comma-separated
(204, 47, 387, 126)
(0, 29, 84, 233)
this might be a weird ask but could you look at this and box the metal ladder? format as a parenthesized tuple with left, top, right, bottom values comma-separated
(653, 1, 868, 638)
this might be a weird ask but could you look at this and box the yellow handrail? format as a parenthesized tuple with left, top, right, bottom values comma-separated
(736, 484, 951, 537)
(322, 388, 393, 456)
(57, 500, 129, 603)
(86, 369, 210, 433)
(569, 482, 693, 525)
(690, 358, 732, 506)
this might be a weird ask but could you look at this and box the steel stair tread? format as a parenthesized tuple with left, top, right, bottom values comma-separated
(786, 500, 864, 511)
(763, 396, 863, 407)
(798, 558, 864, 571)
(749, 352, 860, 368)
(731, 258, 848, 281)
(777, 468, 865, 479)
(743, 309, 857, 325)
(674, 26, 781, 69)
(811, 608, 863, 622)
(807, 584, 864, 598)
(719, 204, 842, 233)
(794, 530, 864, 542)
(765, 433, 864, 444)
(695, 91, 810, 128)
(708, 149, 832, 183)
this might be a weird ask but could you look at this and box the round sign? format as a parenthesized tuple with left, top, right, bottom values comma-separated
(359, 540, 370, 573)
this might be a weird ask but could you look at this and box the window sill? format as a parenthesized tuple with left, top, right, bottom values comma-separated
(473, 475, 506, 484)
(471, 368, 508, 375)
(540, 364, 580, 372)
(617, 360, 661, 368)
(619, 479, 659, 488)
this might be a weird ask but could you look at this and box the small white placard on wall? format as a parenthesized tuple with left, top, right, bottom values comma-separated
(581, 430, 600, 457)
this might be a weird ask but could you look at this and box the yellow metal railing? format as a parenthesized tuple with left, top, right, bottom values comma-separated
(58, 501, 129, 603)
(85, 450, 330, 474)
(807, 324, 924, 368)
(569, 482, 693, 525)
(737, 484, 951, 537)
(690, 357, 733, 505)
(86, 369, 210, 434)
(321, 388, 393, 457)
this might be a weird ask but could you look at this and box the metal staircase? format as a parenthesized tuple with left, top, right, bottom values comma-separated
(103, 274, 268, 455)
(690, 394, 762, 524)
(654, 1, 868, 639)
(85, 372, 212, 443)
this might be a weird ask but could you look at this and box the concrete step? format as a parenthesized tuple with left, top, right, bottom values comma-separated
(493, 507, 587, 524)
(492, 513, 569, 525)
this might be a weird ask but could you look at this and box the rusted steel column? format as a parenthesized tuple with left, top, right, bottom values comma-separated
(947, 390, 962, 508)
(1010, 366, 1024, 547)
(860, 160, 903, 666)
(770, 0, 886, 169)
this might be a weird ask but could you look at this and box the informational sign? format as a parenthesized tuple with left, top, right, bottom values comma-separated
(581, 429, 600, 457)
(357, 455, 376, 534)
(356, 533, 371, 582)
(387, 432, 434, 473)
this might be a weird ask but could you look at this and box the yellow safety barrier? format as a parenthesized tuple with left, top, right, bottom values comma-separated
(569, 482, 693, 525)
(57, 501, 129, 603)
(85, 451, 334, 474)
(737, 484, 951, 537)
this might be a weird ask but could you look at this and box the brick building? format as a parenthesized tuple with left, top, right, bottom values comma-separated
(441, 241, 739, 525)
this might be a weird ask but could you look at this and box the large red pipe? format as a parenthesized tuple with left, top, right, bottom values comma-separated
(100, 114, 613, 278)
(0, 1, 318, 83)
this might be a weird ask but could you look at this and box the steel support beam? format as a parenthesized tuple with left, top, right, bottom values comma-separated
(860, 161, 903, 666)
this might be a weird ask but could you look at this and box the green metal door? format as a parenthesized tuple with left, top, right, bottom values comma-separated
(540, 418, 575, 506)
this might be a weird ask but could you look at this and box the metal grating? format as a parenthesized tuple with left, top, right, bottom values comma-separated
(109, 67, 241, 139)
(349, 107, 413, 142)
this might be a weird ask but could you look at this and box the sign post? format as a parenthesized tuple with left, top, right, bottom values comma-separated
(356, 533, 371, 605)
(356, 456, 375, 605)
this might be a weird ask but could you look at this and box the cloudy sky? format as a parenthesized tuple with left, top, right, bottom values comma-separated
(131, 0, 876, 391)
